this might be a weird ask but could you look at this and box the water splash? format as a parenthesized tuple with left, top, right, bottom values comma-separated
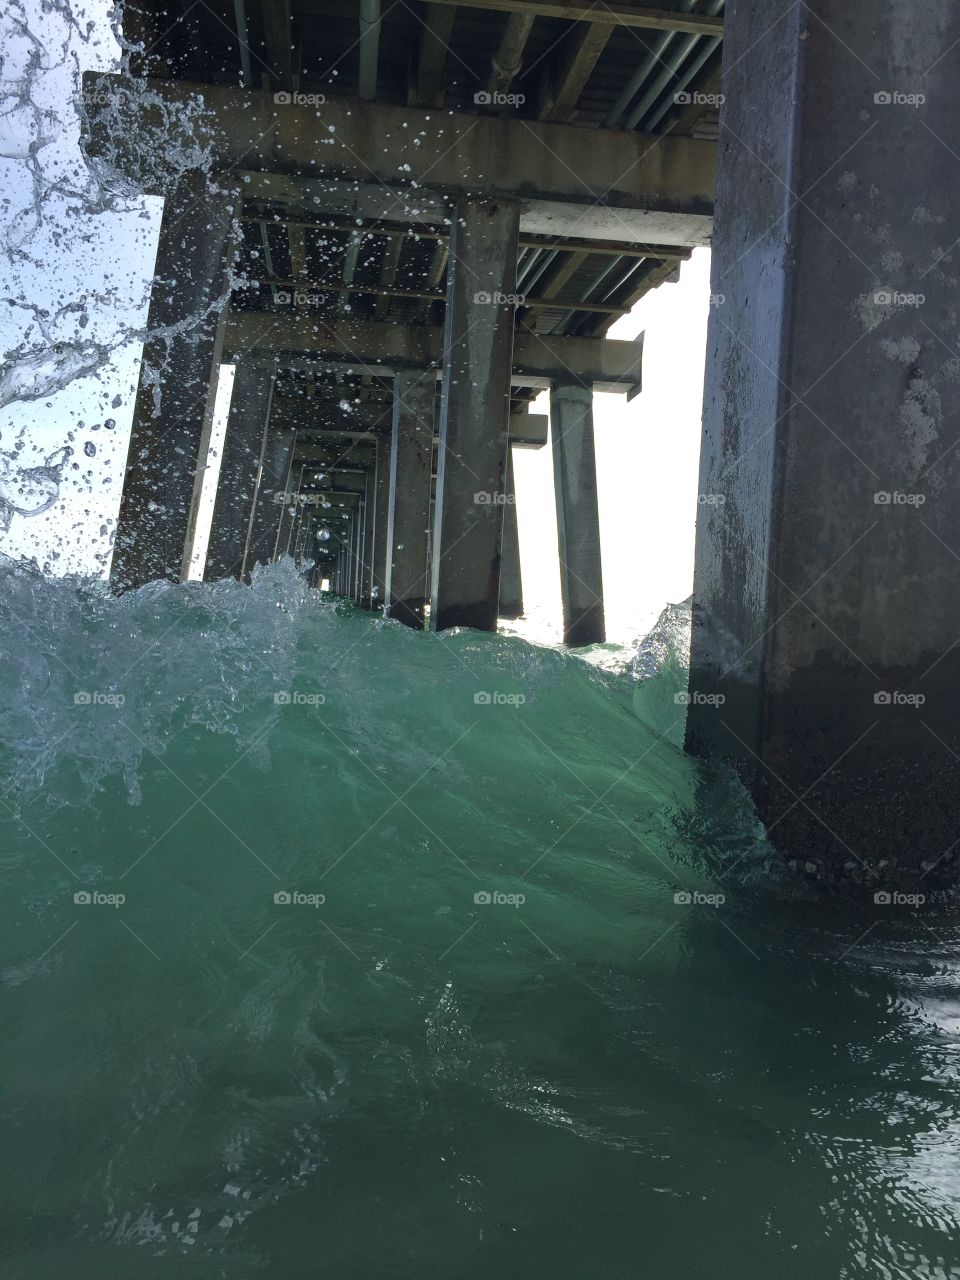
(0, 567, 958, 1277)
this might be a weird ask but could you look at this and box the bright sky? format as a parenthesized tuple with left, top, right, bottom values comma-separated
(0, 0, 711, 648)
(512, 248, 710, 649)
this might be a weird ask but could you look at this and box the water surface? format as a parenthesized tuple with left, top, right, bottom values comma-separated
(1, 560, 958, 1278)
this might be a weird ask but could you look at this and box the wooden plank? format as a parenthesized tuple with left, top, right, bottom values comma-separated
(424, 0, 723, 36)
(246, 273, 629, 313)
(411, 3, 457, 107)
(417, 239, 448, 321)
(374, 235, 402, 320)
(538, 22, 610, 122)
(581, 255, 681, 337)
(537, 248, 587, 299)
(240, 214, 691, 261)
(258, 0, 293, 87)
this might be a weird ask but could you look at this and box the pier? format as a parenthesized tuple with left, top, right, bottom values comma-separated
(82, 0, 719, 648)
(80, 0, 960, 880)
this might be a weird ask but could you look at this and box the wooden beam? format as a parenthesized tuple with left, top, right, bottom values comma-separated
(664, 63, 723, 136)
(411, 3, 456, 108)
(83, 78, 716, 249)
(375, 236, 402, 320)
(582, 256, 681, 337)
(537, 248, 588, 300)
(537, 22, 610, 122)
(259, 0, 293, 88)
(417, 239, 448, 321)
(424, 0, 723, 36)
(240, 213, 692, 261)
(287, 222, 307, 281)
(247, 274, 630, 314)
(224, 313, 646, 394)
(339, 230, 361, 316)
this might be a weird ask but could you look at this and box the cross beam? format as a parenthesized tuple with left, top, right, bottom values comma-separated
(423, 0, 724, 36)
(81, 75, 714, 246)
(225, 314, 644, 395)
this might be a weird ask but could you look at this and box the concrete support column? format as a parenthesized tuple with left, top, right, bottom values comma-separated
(370, 440, 391, 611)
(342, 516, 355, 597)
(385, 369, 435, 628)
(339, 524, 348, 597)
(296, 510, 314, 568)
(549, 382, 605, 646)
(498, 448, 524, 620)
(348, 512, 358, 601)
(686, 0, 960, 885)
(110, 171, 238, 592)
(359, 469, 379, 609)
(244, 428, 297, 576)
(350, 509, 363, 601)
(204, 364, 274, 581)
(431, 198, 520, 631)
(282, 465, 306, 559)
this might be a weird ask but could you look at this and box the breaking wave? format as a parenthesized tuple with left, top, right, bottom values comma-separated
(1, 561, 960, 1278)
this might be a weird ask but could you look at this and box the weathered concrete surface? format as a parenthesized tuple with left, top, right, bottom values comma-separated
(82, 76, 715, 247)
(686, 0, 960, 889)
(245, 428, 296, 572)
(228, 315, 645, 395)
(204, 364, 274, 580)
(499, 450, 524, 620)
(432, 200, 519, 632)
(270, 395, 392, 435)
(358, 468, 380, 609)
(385, 370, 435, 629)
(510, 412, 548, 450)
(550, 382, 605, 645)
(109, 171, 237, 591)
(370, 439, 391, 610)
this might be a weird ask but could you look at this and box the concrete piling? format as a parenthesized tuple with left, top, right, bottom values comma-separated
(431, 199, 520, 632)
(550, 382, 605, 646)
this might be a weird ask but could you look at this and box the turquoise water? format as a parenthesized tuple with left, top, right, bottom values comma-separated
(2, 558, 960, 1278)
